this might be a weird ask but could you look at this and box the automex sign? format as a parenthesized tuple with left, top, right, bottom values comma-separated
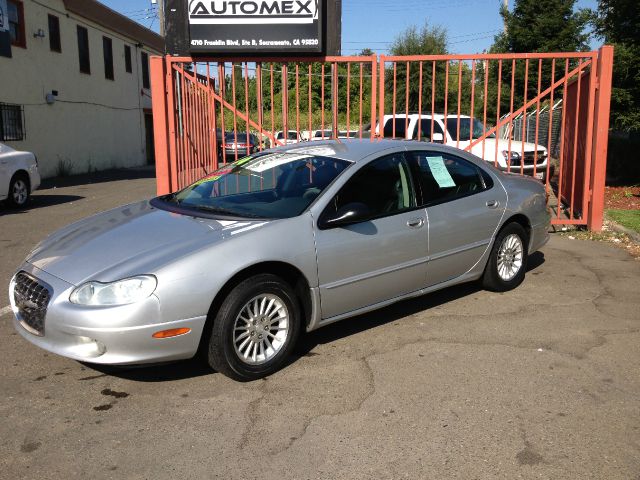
(188, 0, 323, 53)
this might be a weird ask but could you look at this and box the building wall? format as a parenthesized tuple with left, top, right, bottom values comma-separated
(0, 0, 160, 178)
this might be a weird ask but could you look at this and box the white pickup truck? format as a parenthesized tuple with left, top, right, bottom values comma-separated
(377, 114, 550, 181)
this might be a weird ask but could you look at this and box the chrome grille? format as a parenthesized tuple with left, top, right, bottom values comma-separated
(13, 272, 51, 336)
(522, 151, 547, 166)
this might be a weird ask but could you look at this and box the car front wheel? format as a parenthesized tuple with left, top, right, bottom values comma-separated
(481, 222, 528, 292)
(207, 274, 301, 381)
(7, 173, 30, 208)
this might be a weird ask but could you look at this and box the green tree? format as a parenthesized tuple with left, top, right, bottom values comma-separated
(486, 0, 592, 122)
(592, 0, 640, 131)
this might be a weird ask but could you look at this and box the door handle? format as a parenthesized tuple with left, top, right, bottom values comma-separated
(486, 200, 500, 209)
(407, 217, 425, 228)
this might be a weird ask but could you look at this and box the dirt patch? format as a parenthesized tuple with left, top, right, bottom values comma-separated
(604, 186, 640, 210)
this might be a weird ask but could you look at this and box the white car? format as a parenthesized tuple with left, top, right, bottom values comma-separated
(0, 143, 40, 208)
(377, 114, 549, 181)
(272, 130, 303, 147)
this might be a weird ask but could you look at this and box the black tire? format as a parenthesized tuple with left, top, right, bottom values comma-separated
(7, 173, 30, 208)
(207, 274, 301, 381)
(481, 222, 529, 292)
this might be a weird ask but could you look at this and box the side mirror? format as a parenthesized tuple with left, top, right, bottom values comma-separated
(320, 202, 371, 229)
(432, 133, 444, 143)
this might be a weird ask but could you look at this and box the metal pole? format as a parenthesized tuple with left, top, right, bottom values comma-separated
(503, 0, 508, 33)
(157, 0, 165, 37)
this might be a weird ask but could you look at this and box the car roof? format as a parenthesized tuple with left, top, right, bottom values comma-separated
(383, 113, 471, 120)
(269, 138, 449, 162)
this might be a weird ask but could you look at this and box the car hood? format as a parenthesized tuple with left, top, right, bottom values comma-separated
(461, 138, 546, 152)
(26, 200, 270, 285)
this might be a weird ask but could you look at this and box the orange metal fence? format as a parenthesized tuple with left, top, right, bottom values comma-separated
(151, 47, 613, 230)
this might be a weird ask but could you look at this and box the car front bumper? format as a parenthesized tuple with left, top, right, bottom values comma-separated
(9, 263, 206, 365)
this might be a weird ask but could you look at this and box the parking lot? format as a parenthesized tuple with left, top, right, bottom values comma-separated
(1, 169, 639, 480)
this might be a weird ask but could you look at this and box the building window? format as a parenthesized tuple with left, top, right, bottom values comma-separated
(0, 103, 25, 141)
(48, 14, 61, 52)
(7, 0, 26, 48)
(124, 45, 132, 73)
(141, 51, 150, 89)
(103, 36, 114, 80)
(77, 25, 90, 74)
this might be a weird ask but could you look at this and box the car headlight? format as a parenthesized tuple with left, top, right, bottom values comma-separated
(70, 275, 157, 306)
(502, 150, 521, 162)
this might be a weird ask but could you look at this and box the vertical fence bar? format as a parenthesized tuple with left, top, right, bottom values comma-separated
(332, 61, 338, 138)
(533, 59, 542, 180)
(392, 62, 397, 139)
(244, 62, 251, 156)
(431, 61, 436, 141)
(308, 64, 312, 141)
(207, 62, 219, 171)
(405, 62, 410, 137)
(469, 60, 476, 144)
(359, 62, 363, 139)
(444, 61, 449, 143)
(507, 60, 515, 173)
(295, 64, 300, 142)
(257, 62, 264, 152)
(321, 64, 326, 138)
(569, 60, 584, 219)
(150, 56, 170, 195)
(346, 63, 351, 136)
(581, 56, 598, 218)
(545, 59, 556, 195)
(494, 59, 502, 168)
(482, 59, 489, 160)
(456, 60, 462, 149)
(218, 63, 227, 164)
(370, 54, 377, 141)
(378, 55, 386, 138)
(521, 59, 529, 174)
(270, 64, 275, 147)
(282, 64, 289, 147)
(588, 45, 614, 231)
(231, 63, 239, 162)
(556, 59, 570, 221)
(418, 61, 423, 141)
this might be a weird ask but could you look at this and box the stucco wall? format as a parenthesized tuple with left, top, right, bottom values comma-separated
(0, 0, 160, 178)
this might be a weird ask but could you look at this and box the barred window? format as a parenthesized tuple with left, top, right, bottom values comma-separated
(0, 103, 25, 141)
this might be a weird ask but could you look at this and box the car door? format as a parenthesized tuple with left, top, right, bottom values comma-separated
(406, 149, 507, 287)
(0, 145, 11, 199)
(314, 152, 429, 320)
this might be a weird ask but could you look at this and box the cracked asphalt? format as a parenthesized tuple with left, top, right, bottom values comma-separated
(1, 169, 639, 479)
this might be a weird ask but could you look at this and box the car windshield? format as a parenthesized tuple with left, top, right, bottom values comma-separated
(445, 118, 496, 140)
(161, 152, 351, 219)
(314, 130, 333, 138)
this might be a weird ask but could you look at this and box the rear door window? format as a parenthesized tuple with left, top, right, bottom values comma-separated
(407, 151, 489, 206)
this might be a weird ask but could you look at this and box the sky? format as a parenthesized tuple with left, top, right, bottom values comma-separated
(101, 0, 601, 55)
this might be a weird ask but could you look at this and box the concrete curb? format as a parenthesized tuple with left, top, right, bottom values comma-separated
(606, 218, 640, 244)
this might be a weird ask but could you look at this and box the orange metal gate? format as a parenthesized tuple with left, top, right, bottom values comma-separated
(151, 47, 613, 230)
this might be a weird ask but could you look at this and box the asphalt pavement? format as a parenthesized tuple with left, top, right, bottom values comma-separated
(1, 169, 639, 479)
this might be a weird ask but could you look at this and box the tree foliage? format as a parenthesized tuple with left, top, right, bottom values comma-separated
(592, 0, 640, 131)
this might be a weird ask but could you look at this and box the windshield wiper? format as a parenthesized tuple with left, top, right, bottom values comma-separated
(191, 205, 264, 219)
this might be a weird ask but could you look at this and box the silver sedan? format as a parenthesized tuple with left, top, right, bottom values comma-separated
(10, 140, 550, 380)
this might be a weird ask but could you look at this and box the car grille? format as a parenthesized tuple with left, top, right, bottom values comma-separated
(522, 151, 547, 166)
(13, 272, 51, 336)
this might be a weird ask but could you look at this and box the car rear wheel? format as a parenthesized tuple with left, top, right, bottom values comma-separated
(207, 274, 301, 381)
(481, 222, 528, 292)
(7, 173, 30, 208)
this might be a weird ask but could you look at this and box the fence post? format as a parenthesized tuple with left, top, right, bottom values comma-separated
(588, 45, 614, 231)
(150, 55, 171, 195)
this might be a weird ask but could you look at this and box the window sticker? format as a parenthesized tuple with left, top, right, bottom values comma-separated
(426, 156, 456, 188)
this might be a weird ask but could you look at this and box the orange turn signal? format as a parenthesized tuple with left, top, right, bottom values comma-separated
(152, 328, 191, 339)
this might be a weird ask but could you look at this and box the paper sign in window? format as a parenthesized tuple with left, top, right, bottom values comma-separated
(426, 156, 456, 188)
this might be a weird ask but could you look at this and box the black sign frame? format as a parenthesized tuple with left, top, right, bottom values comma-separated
(165, 0, 341, 57)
